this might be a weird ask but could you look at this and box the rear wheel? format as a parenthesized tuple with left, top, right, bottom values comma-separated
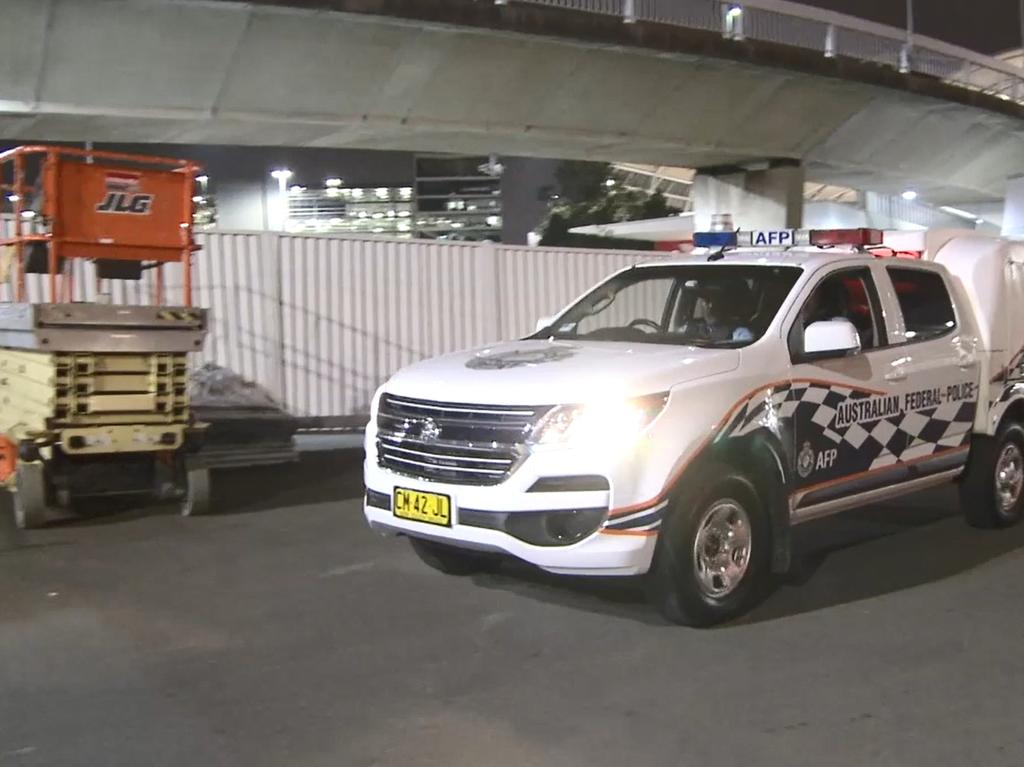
(0, 492, 20, 549)
(648, 462, 771, 627)
(960, 423, 1024, 528)
(181, 468, 212, 517)
(13, 462, 53, 529)
(409, 537, 501, 576)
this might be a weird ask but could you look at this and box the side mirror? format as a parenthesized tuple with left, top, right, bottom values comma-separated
(535, 315, 554, 334)
(803, 319, 861, 359)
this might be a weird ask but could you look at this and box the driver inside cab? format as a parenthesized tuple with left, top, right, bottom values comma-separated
(682, 281, 754, 343)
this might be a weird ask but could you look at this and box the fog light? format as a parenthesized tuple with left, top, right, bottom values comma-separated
(505, 508, 606, 546)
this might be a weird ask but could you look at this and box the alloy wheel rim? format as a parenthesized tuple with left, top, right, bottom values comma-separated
(692, 498, 751, 599)
(995, 442, 1024, 515)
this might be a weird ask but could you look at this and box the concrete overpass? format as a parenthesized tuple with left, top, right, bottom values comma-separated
(2, 0, 1024, 215)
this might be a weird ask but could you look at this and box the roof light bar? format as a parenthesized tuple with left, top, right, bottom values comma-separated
(692, 227, 884, 250)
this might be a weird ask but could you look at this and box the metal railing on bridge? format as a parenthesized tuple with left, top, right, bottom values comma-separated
(503, 0, 1024, 105)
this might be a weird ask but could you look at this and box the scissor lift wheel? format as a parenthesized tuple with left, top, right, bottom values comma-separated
(181, 467, 211, 517)
(13, 462, 53, 529)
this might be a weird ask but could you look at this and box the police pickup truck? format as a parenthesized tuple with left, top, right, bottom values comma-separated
(363, 227, 1024, 626)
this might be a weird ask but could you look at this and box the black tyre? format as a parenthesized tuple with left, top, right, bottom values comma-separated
(181, 468, 212, 517)
(960, 423, 1024, 528)
(13, 462, 53, 530)
(409, 536, 501, 576)
(0, 492, 20, 550)
(647, 461, 771, 627)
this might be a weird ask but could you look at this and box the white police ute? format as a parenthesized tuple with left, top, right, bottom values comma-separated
(363, 227, 1024, 626)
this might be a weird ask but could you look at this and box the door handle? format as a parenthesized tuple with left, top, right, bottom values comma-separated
(956, 338, 978, 368)
(885, 369, 908, 382)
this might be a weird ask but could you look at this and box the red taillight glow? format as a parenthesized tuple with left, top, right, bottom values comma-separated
(808, 228, 884, 247)
(868, 248, 923, 260)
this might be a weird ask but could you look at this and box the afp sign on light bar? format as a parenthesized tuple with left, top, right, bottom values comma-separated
(737, 230, 810, 247)
(692, 227, 884, 249)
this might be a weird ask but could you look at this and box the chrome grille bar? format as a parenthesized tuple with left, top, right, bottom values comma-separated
(383, 395, 537, 417)
(376, 393, 548, 486)
(379, 454, 508, 476)
(380, 443, 513, 465)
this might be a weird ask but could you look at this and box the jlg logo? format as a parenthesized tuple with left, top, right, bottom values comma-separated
(95, 172, 154, 215)
(96, 192, 154, 215)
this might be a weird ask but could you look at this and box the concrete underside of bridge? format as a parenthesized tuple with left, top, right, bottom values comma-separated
(2, 0, 1024, 207)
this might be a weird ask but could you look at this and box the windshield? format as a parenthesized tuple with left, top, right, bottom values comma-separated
(534, 264, 802, 347)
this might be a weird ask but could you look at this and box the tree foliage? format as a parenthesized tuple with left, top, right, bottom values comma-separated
(538, 160, 673, 250)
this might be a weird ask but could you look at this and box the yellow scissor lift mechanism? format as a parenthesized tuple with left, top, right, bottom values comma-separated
(0, 145, 210, 527)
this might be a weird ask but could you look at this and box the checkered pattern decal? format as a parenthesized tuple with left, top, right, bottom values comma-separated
(989, 382, 1024, 432)
(720, 380, 976, 487)
(604, 378, 978, 532)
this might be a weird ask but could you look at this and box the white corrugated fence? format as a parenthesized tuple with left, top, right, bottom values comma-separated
(236, 234, 655, 417)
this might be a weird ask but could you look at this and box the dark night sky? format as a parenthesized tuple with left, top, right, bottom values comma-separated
(803, 0, 1022, 53)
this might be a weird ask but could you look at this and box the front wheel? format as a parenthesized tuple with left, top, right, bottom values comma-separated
(647, 462, 771, 627)
(960, 423, 1024, 528)
(408, 537, 501, 576)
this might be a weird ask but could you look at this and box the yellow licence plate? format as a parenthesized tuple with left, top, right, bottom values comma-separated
(393, 487, 451, 527)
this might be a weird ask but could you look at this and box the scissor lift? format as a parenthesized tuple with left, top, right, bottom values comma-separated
(0, 145, 210, 527)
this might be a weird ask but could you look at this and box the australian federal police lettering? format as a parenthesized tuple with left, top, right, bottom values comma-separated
(836, 382, 977, 428)
(835, 395, 901, 428)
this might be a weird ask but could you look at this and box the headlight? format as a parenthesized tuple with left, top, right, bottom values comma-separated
(528, 392, 669, 448)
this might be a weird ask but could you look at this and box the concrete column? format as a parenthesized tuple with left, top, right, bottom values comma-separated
(692, 160, 804, 232)
(1002, 174, 1024, 237)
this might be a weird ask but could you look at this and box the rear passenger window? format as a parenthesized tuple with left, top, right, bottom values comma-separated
(888, 267, 956, 342)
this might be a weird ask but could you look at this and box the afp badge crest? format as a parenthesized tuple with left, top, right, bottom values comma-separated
(797, 441, 815, 479)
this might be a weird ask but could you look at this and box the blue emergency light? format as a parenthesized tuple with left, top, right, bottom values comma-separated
(692, 231, 738, 248)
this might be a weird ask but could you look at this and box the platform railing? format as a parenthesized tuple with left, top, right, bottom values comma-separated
(505, 0, 1024, 105)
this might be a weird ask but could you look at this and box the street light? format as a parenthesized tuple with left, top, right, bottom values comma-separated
(270, 169, 293, 231)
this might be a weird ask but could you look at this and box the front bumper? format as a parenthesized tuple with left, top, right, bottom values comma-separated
(363, 458, 658, 576)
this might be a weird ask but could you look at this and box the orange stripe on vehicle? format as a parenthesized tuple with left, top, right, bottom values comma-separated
(791, 445, 969, 500)
(599, 528, 659, 537)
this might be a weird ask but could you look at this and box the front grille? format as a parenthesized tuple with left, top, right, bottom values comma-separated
(376, 394, 548, 486)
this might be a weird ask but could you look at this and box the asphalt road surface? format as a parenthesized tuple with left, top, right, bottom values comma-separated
(3, 451, 1024, 767)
